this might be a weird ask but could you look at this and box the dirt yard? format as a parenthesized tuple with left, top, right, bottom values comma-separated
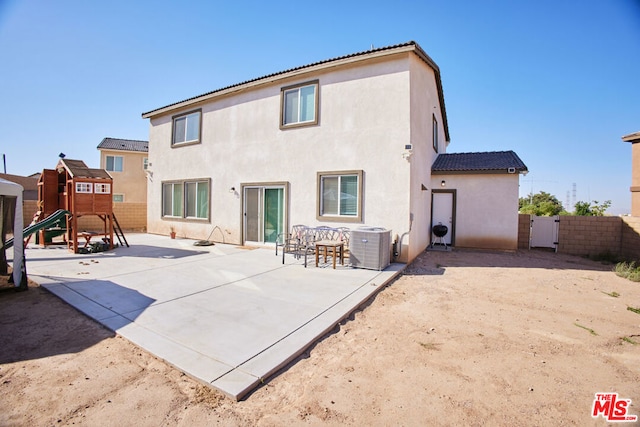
(1, 249, 639, 426)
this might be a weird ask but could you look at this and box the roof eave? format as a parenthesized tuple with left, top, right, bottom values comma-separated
(140, 42, 450, 142)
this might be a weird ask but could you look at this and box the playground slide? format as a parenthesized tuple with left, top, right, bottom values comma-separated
(3, 209, 70, 250)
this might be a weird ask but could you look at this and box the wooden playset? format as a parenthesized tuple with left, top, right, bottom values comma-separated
(36, 158, 125, 253)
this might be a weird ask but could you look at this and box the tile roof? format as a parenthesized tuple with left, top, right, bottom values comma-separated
(97, 137, 149, 152)
(431, 151, 528, 174)
(141, 41, 450, 143)
(0, 173, 39, 192)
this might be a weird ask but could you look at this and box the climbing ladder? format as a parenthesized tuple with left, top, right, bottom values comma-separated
(112, 213, 129, 248)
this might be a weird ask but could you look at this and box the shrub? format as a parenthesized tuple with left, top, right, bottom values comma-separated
(615, 261, 640, 282)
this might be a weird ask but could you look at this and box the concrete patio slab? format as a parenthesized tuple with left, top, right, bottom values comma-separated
(22, 233, 404, 400)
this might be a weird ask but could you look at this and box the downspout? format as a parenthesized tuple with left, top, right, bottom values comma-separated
(393, 214, 413, 262)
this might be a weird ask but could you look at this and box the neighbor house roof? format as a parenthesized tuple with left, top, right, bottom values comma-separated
(57, 159, 112, 180)
(431, 151, 528, 174)
(97, 137, 149, 152)
(622, 131, 640, 143)
(141, 41, 450, 143)
(0, 173, 38, 193)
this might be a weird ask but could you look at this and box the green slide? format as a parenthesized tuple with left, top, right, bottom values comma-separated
(3, 209, 70, 250)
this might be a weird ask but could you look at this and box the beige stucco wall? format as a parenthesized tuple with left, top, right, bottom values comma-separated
(406, 55, 446, 260)
(99, 149, 148, 204)
(431, 173, 520, 250)
(146, 52, 444, 263)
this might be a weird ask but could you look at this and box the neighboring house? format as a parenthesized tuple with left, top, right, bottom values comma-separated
(97, 137, 149, 204)
(0, 173, 40, 226)
(0, 173, 39, 201)
(622, 131, 640, 216)
(141, 41, 527, 263)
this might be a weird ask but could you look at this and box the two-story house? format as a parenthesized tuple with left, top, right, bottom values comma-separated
(97, 137, 149, 231)
(142, 41, 526, 263)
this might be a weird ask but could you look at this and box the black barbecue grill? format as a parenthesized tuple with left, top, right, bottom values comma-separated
(431, 223, 448, 249)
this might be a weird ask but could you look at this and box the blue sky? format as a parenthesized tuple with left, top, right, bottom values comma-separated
(1, 0, 638, 214)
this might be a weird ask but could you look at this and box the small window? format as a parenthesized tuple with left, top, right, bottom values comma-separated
(172, 110, 201, 146)
(76, 182, 92, 193)
(113, 194, 124, 203)
(317, 170, 363, 222)
(143, 157, 149, 170)
(162, 179, 210, 220)
(432, 114, 438, 153)
(94, 183, 111, 194)
(106, 155, 123, 172)
(281, 81, 318, 128)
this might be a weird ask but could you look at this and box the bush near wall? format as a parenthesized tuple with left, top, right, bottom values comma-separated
(518, 214, 640, 261)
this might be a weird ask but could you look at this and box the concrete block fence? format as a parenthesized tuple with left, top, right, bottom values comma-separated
(518, 214, 640, 261)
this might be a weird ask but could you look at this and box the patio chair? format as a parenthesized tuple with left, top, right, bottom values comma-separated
(276, 224, 306, 263)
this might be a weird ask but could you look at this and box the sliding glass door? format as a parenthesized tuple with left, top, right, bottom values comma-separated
(243, 186, 285, 244)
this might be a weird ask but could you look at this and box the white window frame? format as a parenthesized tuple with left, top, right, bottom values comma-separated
(106, 155, 123, 172)
(172, 110, 201, 146)
(317, 170, 363, 223)
(281, 80, 319, 128)
(94, 183, 111, 194)
(76, 182, 93, 193)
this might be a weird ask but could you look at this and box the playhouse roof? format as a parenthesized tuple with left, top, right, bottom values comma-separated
(57, 159, 112, 179)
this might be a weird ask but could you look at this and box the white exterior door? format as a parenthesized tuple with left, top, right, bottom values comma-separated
(432, 191, 454, 245)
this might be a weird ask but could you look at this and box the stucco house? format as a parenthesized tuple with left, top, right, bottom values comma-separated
(141, 41, 527, 263)
(97, 137, 149, 204)
(622, 131, 640, 216)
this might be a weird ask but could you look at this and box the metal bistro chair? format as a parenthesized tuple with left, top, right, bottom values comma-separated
(276, 224, 306, 264)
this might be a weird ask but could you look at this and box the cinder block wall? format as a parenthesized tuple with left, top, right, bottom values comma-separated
(557, 216, 622, 257)
(23, 200, 39, 226)
(77, 203, 147, 232)
(518, 214, 531, 249)
(519, 214, 640, 260)
(621, 216, 640, 261)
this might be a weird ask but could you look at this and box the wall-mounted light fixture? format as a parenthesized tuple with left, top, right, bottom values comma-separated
(229, 186, 236, 193)
(441, 180, 446, 187)
(421, 184, 428, 191)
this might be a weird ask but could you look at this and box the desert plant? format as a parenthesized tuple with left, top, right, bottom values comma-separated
(614, 262, 640, 282)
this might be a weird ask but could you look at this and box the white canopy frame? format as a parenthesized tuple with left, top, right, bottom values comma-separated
(0, 178, 25, 287)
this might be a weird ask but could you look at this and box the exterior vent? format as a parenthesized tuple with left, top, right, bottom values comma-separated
(350, 227, 392, 270)
(508, 167, 516, 173)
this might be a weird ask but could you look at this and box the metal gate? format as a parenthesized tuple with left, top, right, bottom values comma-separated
(530, 215, 559, 251)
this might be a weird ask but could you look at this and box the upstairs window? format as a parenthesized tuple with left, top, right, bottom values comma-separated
(432, 114, 439, 153)
(143, 157, 149, 170)
(106, 155, 123, 172)
(172, 110, 201, 146)
(281, 81, 318, 128)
